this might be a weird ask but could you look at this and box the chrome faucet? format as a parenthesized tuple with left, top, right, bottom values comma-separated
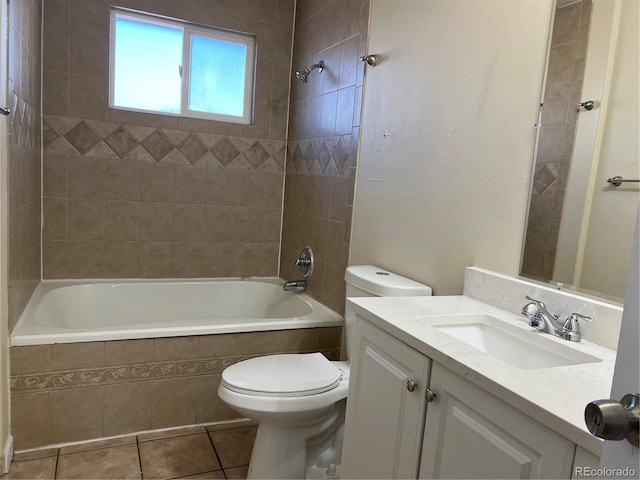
(283, 246, 314, 293)
(521, 296, 592, 342)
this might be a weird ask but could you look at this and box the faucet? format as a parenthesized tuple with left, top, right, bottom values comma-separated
(283, 280, 307, 292)
(521, 296, 592, 342)
(283, 246, 314, 293)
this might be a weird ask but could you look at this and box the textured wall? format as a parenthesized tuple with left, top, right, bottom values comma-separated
(7, 0, 42, 331)
(280, 0, 369, 314)
(41, 0, 294, 279)
(522, 0, 591, 281)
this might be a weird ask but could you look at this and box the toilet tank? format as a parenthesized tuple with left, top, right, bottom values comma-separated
(343, 265, 432, 359)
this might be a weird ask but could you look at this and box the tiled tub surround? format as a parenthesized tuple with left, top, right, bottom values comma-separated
(7, 0, 42, 331)
(10, 327, 342, 450)
(41, 0, 295, 280)
(280, 0, 369, 314)
(42, 117, 286, 279)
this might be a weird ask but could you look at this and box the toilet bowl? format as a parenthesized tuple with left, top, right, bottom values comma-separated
(217, 265, 432, 479)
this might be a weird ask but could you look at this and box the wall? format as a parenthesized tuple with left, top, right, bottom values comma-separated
(522, 0, 591, 281)
(7, 0, 41, 331)
(41, 0, 294, 279)
(350, 0, 553, 295)
(10, 327, 341, 449)
(280, 0, 369, 314)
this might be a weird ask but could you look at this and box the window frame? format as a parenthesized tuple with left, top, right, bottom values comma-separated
(108, 8, 256, 125)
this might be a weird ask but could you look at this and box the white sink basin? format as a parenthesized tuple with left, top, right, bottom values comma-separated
(422, 314, 601, 370)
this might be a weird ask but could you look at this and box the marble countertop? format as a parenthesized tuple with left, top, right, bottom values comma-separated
(347, 295, 617, 456)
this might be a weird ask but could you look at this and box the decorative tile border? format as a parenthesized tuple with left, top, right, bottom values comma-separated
(10, 349, 340, 395)
(286, 137, 356, 176)
(43, 115, 286, 173)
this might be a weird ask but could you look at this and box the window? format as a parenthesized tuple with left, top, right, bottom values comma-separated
(109, 8, 256, 124)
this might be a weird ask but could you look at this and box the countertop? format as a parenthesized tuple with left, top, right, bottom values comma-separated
(347, 295, 616, 456)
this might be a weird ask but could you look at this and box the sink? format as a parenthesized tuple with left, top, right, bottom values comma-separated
(422, 314, 602, 370)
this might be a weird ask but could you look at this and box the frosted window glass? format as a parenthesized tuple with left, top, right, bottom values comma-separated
(113, 17, 182, 113)
(189, 35, 247, 117)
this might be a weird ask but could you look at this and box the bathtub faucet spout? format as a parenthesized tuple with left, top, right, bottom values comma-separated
(283, 280, 307, 293)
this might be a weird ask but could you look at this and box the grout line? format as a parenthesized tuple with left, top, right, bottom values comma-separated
(136, 436, 144, 480)
(206, 428, 225, 474)
(53, 448, 59, 479)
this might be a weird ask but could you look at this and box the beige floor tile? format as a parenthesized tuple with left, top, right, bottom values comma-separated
(59, 435, 137, 454)
(138, 433, 221, 480)
(56, 444, 141, 479)
(137, 425, 206, 442)
(209, 426, 257, 468)
(224, 465, 249, 479)
(2, 457, 57, 479)
(12, 448, 58, 462)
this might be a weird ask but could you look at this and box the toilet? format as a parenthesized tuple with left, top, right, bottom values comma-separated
(217, 265, 432, 479)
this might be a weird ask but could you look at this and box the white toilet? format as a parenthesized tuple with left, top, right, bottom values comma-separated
(217, 265, 432, 479)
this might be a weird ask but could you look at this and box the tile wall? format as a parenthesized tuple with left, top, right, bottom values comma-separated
(10, 327, 341, 449)
(7, 0, 42, 331)
(41, 0, 295, 279)
(280, 0, 370, 314)
(522, 0, 591, 280)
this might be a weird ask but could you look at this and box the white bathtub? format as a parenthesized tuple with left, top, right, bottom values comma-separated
(11, 278, 343, 346)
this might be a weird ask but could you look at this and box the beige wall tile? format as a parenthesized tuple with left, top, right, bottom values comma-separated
(139, 241, 172, 278)
(43, 197, 67, 239)
(141, 162, 176, 202)
(43, 70, 69, 116)
(43, 240, 67, 278)
(51, 386, 104, 443)
(43, 154, 68, 197)
(153, 336, 201, 362)
(52, 342, 105, 370)
(151, 377, 197, 429)
(11, 392, 52, 449)
(105, 339, 154, 366)
(67, 157, 106, 199)
(67, 199, 105, 240)
(106, 158, 141, 201)
(103, 382, 153, 436)
(173, 204, 207, 242)
(104, 241, 139, 277)
(233, 244, 262, 277)
(139, 202, 174, 241)
(205, 206, 236, 242)
(203, 243, 235, 277)
(69, 29, 108, 77)
(67, 240, 105, 278)
(43, 23, 69, 72)
(194, 375, 239, 424)
(206, 168, 237, 206)
(69, 74, 107, 121)
(172, 243, 205, 277)
(105, 200, 139, 240)
(175, 165, 208, 204)
(10, 345, 52, 375)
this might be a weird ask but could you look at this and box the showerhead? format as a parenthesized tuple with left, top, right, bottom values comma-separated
(295, 60, 325, 84)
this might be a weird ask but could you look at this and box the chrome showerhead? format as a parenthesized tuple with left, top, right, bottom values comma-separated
(295, 60, 325, 84)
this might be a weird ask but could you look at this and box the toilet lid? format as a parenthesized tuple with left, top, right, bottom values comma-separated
(221, 353, 342, 397)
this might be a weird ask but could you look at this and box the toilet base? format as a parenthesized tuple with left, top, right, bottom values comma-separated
(247, 399, 346, 480)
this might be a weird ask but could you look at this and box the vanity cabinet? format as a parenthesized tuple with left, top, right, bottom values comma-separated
(341, 318, 432, 479)
(419, 362, 575, 478)
(342, 315, 579, 479)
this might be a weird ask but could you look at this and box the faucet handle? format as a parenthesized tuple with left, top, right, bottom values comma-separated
(525, 295, 546, 309)
(563, 313, 593, 332)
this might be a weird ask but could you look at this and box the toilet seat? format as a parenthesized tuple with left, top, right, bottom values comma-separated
(221, 352, 342, 397)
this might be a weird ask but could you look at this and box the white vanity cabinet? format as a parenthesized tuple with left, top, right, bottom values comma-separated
(341, 318, 432, 479)
(342, 314, 582, 479)
(419, 362, 575, 479)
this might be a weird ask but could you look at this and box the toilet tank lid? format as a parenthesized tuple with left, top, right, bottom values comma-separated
(344, 265, 432, 297)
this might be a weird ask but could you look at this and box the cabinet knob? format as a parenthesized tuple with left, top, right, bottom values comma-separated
(425, 388, 437, 403)
(407, 379, 417, 392)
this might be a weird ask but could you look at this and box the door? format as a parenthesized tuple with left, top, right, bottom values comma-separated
(419, 363, 575, 479)
(341, 317, 431, 479)
(0, 0, 11, 472)
(595, 211, 639, 472)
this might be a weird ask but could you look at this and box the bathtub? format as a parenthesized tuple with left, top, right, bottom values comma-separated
(11, 277, 343, 346)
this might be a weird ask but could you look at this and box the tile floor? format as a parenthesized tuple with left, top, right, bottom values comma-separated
(1, 421, 257, 480)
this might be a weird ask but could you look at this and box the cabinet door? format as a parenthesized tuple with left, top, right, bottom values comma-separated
(341, 317, 432, 479)
(419, 363, 575, 479)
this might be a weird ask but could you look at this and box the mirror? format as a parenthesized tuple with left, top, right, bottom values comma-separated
(521, 0, 639, 302)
